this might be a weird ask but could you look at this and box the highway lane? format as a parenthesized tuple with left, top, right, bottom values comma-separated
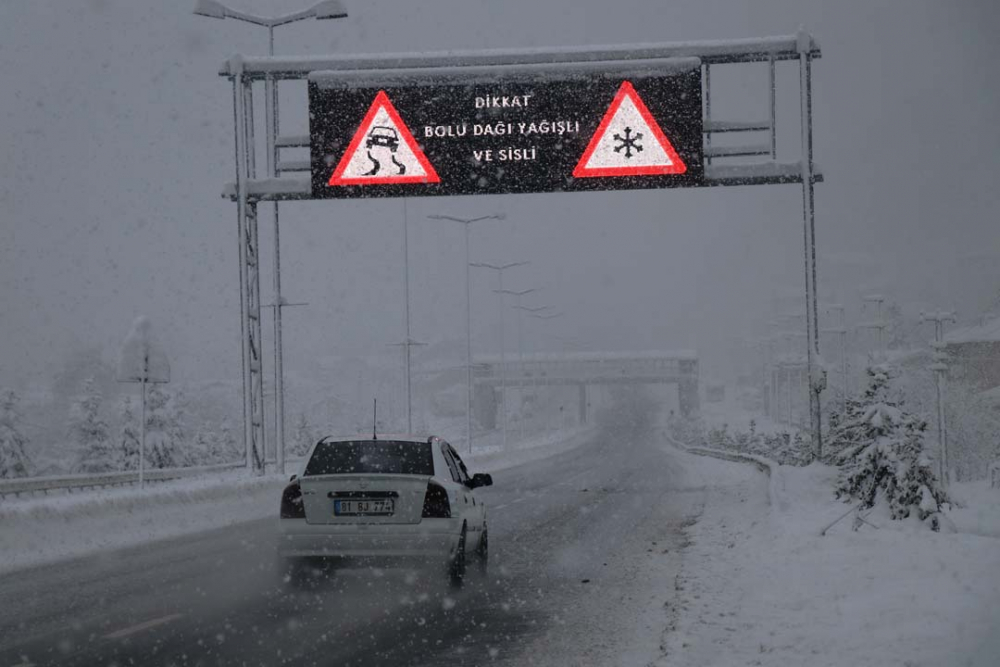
(0, 430, 701, 666)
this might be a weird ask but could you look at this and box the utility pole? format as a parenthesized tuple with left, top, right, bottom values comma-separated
(496, 288, 540, 442)
(822, 303, 848, 414)
(470, 261, 529, 450)
(860, 294, 887, 359)
(920, 310, 956, 488)
(426, 213, 505, 453)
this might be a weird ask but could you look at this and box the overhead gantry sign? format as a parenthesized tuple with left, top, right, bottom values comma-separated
(217, 33, 824, 472)
(308, 62, 703, 198)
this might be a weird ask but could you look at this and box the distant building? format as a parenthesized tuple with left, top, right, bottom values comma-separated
(944, 316, 1000, 390)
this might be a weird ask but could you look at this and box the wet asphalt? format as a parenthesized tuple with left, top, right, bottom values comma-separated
(0, 430, 699, 667)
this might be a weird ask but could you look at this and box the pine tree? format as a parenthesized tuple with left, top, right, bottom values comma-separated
(117, 395, 141, 471)
(71, 378, 115, 473)
(829, 365, 948, 525)
(145, 385, 182, 468)
(0, 390, 32, 478)
(292, 412, 314, 457)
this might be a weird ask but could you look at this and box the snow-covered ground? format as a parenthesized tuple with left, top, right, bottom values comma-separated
(658, 444, 1000, 667)
(0, 425, 592, 575)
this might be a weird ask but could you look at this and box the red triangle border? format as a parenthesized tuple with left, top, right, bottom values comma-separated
(572, 81, 687, 179)
(328, 90, 441, 187)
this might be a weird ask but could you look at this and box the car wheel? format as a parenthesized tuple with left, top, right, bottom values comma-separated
(475, 525, 489, 575)
(448, 525, 467, 588)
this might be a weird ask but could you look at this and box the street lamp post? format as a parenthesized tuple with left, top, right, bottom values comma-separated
(496, 289, 539, 442)
(426, 213, 505, 453)
(470, 261, 528, 450)
(193, 0, 348, 474)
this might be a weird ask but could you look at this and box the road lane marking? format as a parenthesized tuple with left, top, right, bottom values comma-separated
(494, 497, 527, 510)
(104, 613, 184, 640)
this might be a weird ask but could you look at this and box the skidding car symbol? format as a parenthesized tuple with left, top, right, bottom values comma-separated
(366, 126, 399, 152)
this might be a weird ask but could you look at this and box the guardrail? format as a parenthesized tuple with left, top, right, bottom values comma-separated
(0, 462, 247, 498)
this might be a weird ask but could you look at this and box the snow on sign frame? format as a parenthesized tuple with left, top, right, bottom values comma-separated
(308, 58, 704, 199)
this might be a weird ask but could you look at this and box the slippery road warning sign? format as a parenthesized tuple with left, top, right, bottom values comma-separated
(309, 61, 703, 198)
(573, 81, 687, 178)
(328, 91, 440, 186)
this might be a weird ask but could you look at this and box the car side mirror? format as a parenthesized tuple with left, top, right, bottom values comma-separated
(289, 474, 298, 482)
(469, 473, 493, 489)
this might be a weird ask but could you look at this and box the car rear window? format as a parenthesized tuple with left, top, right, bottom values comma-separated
(303, 440, 434, 476)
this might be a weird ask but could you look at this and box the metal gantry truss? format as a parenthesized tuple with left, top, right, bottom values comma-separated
(220, 32, 824, 471)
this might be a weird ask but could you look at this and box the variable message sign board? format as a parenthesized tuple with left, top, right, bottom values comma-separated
(309, 59, 704, 199)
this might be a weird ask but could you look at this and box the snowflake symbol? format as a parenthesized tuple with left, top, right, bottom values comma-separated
(613, 126, 644, 159)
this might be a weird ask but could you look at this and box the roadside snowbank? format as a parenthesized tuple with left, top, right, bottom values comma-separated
(0, 426, 592, 574)
(660, 445, 1000, 667)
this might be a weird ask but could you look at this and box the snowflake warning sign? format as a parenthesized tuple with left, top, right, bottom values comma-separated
(328, 90, 440, 187)
(310, 64, 702, 199)
(573, 81, 687, 178)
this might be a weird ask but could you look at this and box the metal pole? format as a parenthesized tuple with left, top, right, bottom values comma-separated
(464, 225, 473, 453)
(497, 270, 507, 450)
(232, 67, 255, 474)
(139, 377, 146, 490)
(921, 311, 955, 488)
(265, 26, 287, 475)
(515, 294, 525, 442)
(403, 199, 412, 433)
(768, 56, 777, 159)
(704, 64, 712, 166)
(798, 29, 823, 457)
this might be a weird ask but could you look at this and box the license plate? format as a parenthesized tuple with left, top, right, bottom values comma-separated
(334, 499, 395, 516)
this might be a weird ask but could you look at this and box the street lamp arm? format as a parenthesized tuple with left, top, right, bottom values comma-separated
(470, 261, 529, 271)
(494, 288, 538, 297)
(427, 213, 504, 225)
(194, 0, 347, 27)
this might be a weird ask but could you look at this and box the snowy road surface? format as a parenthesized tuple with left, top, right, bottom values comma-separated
(0, 431, 703, 666)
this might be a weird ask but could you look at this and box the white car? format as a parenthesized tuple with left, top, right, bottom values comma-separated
(278, 435, 492, 586)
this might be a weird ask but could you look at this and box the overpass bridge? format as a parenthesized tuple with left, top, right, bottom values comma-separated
(471, 350, 699, 427)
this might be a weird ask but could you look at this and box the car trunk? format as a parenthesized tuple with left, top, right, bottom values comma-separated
(300, 474, 430, 525)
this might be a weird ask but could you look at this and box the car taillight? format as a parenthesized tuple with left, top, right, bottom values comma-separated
(422, 481, 451, 518)
(280, 481, 305, 519)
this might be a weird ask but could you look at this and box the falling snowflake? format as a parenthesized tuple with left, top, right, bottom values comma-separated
(613, 126, 643, 159)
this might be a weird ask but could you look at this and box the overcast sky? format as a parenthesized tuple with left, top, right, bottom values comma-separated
(1, 0, 999, 391)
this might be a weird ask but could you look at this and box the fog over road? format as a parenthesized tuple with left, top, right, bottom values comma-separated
(1, 429, 708, 666)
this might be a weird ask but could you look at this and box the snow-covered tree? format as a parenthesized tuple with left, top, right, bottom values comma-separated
(292, 412, 315, 457)
(71, 378, 115, 473)
(829, 365, 948, 526)
(145, 385, 183, 468)
(186, 429, 214, 466)
(216, 417, 240, 463)
(117, 394, 140, 471)
(885, 302, 910, 350)
(0, 390, 32, 478)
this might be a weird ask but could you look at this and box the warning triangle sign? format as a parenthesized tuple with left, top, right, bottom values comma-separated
(328, 90, 440, 187)
(573, 81, 687, 178)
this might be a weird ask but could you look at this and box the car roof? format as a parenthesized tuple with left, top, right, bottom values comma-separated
(317, 434, 439, 444)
